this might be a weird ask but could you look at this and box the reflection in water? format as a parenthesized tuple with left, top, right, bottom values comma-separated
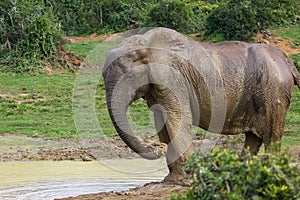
(0, 179, 150, 200)
(0, 159, 168, 200)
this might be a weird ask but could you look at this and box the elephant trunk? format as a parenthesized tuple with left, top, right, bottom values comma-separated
(106, 85, 163, 160)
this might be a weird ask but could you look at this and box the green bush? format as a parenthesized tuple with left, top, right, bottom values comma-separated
(206, 0, 300, 41)
(0, 0, 63, 73)
(147, 0, 190, 33)
(206, 0, 257, 41)
(185, 1, 218, 34)
(147, 0, 217, 34)
(172, 148, 300, 200)
(47, 0, 149, 36)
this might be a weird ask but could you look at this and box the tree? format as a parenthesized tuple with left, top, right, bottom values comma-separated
(147, 0, 190, 33)
(206, 0, 300, 41)
(0, 0, 62, 72)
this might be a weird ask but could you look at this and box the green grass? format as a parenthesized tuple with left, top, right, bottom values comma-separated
(283, 87, 300, 146)
(269, 25, 300, 71)
(0, 73, 77, 138)
(0, 72, 154, 139)
(64, 40, 103, 58)
(269, 25, 300, 48)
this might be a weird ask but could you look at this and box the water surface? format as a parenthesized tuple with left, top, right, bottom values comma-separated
(0, 159, 168, 199)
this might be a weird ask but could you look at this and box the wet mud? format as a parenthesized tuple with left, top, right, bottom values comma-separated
(0, 133, 245, 199)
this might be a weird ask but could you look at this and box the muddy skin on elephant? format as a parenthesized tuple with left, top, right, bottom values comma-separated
(102, 28, 300, 183)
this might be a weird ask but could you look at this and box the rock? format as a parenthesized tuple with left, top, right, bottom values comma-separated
(82, 155, 92, 161)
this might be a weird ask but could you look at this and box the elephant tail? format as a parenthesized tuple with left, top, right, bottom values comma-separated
(288, 56, 300, 89)
(292, 65, 300, 90)
(295, 74, 300, 90)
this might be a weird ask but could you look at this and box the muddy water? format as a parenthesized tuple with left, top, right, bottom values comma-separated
(0, 159, 168, 200)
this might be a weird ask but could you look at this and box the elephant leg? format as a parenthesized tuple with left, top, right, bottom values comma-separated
(164, 140, 194, 183)
(148, 100, 185, 182)
(163, 108, 194, 183)
(263, 100, 287, 152)
(153, 108, 171, 145)
(243, 132, 262, 155)
(147, 97, 170, 144)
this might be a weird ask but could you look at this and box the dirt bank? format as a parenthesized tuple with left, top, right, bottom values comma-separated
(0, 133, 140, 162)
(58, 182, 187, 200)
(0, 132, 247, 162)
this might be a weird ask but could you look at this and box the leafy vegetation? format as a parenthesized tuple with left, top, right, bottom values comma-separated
(1, 0, 299, 73)
(172, 148, 300, 200)
(0, 0, 63, 73)
(206, 0, 300, 41)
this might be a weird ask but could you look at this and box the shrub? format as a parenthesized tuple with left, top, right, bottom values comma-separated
(206, 0, 300, 41)
(206, 0, 259, 41)
(185, 1, 218, 34)
(47, 0, 149, 36)
(147, 0, 218, 34)
(147, 0, 190, 33)
(0, 0, 63, 73)
(172, 148, 300, 200)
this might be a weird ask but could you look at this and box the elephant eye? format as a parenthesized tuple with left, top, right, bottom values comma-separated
(127, 73, 134, 80)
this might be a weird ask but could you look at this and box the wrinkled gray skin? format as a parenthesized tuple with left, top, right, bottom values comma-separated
(102, 28, 300, 182)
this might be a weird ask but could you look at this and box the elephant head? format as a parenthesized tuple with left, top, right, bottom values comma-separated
(102, 28, 192, 160)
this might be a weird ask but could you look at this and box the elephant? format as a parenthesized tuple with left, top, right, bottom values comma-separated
(102, 28, 300, 182)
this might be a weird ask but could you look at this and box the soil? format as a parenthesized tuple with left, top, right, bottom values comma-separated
(256, 30, 300, 56)
(66, 32, 122, 44)
(59, 182, 187, 200)
(0, 133, 141, 162)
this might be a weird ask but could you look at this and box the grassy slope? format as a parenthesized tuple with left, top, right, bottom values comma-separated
(0, 73, 155, 139)
(0, 40, 155, 139)
(269, 25, 300, 71)
(0, 73, 76, 138)
(269, 25, 300, 48)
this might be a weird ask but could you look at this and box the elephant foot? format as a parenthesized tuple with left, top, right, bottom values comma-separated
(163, 169, 186, 184)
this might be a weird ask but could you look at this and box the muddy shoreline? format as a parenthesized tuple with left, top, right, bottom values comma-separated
(0, 133, 141, 162)
(0, 133, 247, 162)
(1, 133, 300, 199)
(2, 133, 300, 200)
(0, 133, 246, 199)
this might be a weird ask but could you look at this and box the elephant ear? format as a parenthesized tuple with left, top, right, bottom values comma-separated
(141, 28, 191, 61)
(103, 34, 144, 75)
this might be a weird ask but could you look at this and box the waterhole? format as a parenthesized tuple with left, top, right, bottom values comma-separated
(0, 159, 168, 200)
